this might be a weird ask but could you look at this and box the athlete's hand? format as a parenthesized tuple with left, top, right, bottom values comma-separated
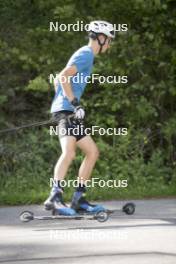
(71, 97, 85, 120)
(74, 106, 85, 119)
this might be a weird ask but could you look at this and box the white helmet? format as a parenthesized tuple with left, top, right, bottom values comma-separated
(88, 20, 115, 39)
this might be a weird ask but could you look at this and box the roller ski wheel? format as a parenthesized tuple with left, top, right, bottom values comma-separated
(95, 210, 109, 222)
(20, 211, 34, 222)
(122, 203, 135, 215)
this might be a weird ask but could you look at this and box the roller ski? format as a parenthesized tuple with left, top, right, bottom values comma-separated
(20, 187, 135, 223)
(20, 202, 135, 223)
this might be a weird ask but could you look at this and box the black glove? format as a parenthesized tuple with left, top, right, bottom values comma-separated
(71, 98, 85, 119)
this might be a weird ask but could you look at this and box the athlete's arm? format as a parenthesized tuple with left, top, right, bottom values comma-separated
(55, 64, 85, 119)
(57, 65, 78, 102)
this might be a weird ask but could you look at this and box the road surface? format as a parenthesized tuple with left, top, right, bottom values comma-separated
(0, 199, 176, 264)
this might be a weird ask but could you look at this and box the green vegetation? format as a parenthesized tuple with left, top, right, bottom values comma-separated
(0, 0, 176, 205)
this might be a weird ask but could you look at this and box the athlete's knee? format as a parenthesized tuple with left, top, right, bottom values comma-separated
(87, 146, 99, 160)
(62, 150, 76, 161)
(93, 146, 99, 160)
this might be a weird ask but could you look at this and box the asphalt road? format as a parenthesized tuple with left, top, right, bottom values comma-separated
(0, 199, 176, 264)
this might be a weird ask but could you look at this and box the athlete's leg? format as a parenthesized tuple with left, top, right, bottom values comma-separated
(54, 136, 77, 181)
(44, 135, 77, 215)
(76, 135, 99, 182)
(71, 135, 104, 213)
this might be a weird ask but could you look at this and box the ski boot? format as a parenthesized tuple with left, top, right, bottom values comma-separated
(44, 186, 76, 216)
(71, 191, 105, 213)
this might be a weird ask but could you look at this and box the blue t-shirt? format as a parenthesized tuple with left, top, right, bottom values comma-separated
(51, 45, 94, 113)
